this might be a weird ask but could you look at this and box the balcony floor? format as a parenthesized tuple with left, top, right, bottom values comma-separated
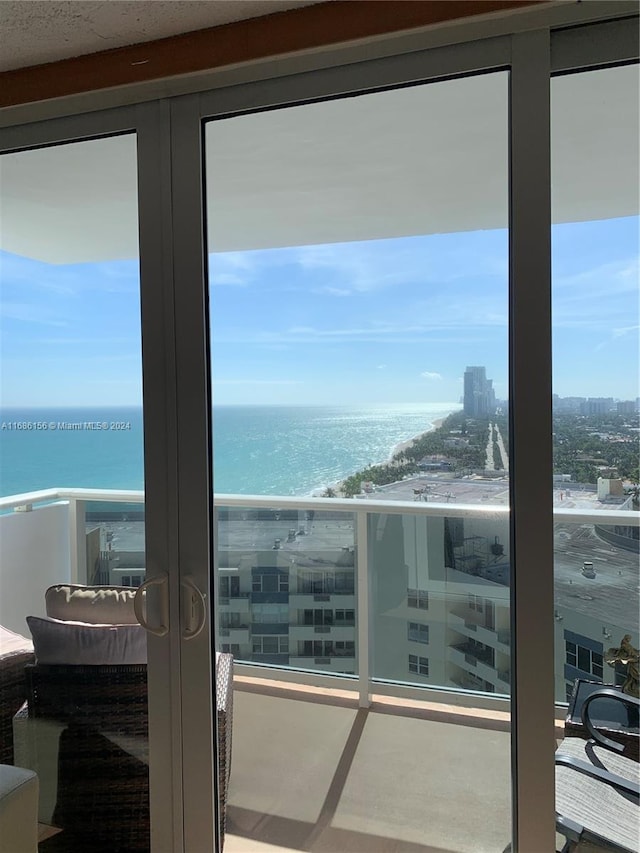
(225, 680, 512, 853)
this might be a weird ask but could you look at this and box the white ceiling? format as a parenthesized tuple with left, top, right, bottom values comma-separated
(0, 65, 638, 263)
(0, 0, 317, 72)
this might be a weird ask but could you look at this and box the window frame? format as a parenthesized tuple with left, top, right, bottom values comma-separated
(2, 13, 636, 853)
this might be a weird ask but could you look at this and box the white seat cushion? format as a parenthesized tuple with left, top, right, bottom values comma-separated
(45, 584, 139, 625)
(0, 764, 38, 853)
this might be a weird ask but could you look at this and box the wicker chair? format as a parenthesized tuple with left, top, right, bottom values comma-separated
(16, 654, 233, 852)
(0, 626, 35, 765)
(556, 688, 639, 853)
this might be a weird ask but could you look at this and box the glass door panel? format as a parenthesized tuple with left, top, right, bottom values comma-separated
(551, 61, 640, 849)
(205, 69, 511, 852)
(551, 62, 640, 699)
(0, 134, 150, 851)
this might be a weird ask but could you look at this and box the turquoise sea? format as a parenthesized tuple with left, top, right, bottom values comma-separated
(0, 403, 458, 498)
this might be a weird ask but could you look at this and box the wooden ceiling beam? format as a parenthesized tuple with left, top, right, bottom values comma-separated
(0, 1, 542, 108)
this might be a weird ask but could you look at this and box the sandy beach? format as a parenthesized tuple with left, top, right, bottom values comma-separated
(313, 414, 451, 496)
(387, 416, 447, 463)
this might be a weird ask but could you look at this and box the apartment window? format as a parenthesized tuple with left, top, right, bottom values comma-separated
(468, 594, 484, 613)
(219, 575, 240, 598)
(301, 639, 354, 657)
(335, 571, 354, 593)
(252, 636, 289, 654)
(565, 641, 603, 678)
(252, 573, 289, 593)
(221, 643, 240, 655)
(466, 672, 485, 688)
(466, 639, 495, 668)
(409, 655, 429, 676)
(220, 612, 242, 629)
(407, 588, 429, 610)
(303, 608, 333, 626)
(335, 609, 355, 624)
(253, 603, 289, 623)
(408, 622, 429, 644)
(299, 571, 354, 595)
(485, 600, 496, 631)
(299, 571, 329, 594)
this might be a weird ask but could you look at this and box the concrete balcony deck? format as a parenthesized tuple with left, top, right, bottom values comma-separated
(225, 676, 514, 853)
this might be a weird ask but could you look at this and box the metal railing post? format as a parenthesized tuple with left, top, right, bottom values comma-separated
(356, 508, 370, 708)
(68, 498, 87, 584)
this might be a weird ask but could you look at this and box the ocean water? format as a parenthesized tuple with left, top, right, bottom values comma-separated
(0, 403, 458, 498)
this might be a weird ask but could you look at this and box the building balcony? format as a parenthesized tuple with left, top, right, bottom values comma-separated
(497, 629, 511, 648)
(448, 645, 500, 687)
(289, 624, 356, 642)
(219, 627, 251, 643)
(289, 593, 356, 609)
(0, 486, 636, 851)
(0, 487, 637, 706)
(221, 670, 546, 853)
(448, 610, 501, 648)
(288, 656, 356, 672)
(219, 594, 251, 614)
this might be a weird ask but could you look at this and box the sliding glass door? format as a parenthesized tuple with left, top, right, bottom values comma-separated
(1, 12, 636, 853)
(0, 130, 157, 851)
(202, 68, 515, 852)
(0, 104, 220, 852)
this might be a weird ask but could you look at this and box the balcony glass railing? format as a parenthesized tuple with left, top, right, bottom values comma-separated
(0, 488, 637, 705)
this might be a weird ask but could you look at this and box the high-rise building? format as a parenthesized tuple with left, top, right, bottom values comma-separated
(580, 397, 615, 416)
(617, 400, 636, 415)
(463, 366, 496, 418)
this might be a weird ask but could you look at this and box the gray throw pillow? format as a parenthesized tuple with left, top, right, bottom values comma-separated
(27, 616, 147, 665)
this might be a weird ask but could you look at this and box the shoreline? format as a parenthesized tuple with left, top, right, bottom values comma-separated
(387, 417, 446, 464)
(311, 413, 451, 497)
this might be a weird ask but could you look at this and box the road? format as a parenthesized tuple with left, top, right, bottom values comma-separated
(485, 424, 495, 470)
(494, 425, 509, 471)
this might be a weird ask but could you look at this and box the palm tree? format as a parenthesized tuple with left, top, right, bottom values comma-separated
(322, 487, 337, 498)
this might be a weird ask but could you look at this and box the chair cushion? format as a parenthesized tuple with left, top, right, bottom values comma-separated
(556, 736, 640, 852)
(27, 616, 147, 665)
(0, 626, 33, 659)
(45, 584, 139, 625)
(0, 764, 39, 853)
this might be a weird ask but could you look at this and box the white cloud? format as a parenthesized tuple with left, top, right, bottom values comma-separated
(421, 371, 442, 380)
(0, 302, 68, 327)
(210, 272, 248, 286)
(294, 237, 508, 295)
(313, 286, 351, 297)
(209, 251, 258, 286)
(612, 324, 640, 339)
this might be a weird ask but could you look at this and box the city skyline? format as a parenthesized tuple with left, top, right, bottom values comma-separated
(0, 215, 638, 407)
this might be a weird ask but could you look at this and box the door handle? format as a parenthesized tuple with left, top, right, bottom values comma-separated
(134, 574, 169, 637)
(181, 575, 207, 640)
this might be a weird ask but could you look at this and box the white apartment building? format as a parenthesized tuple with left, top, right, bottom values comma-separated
(213, 504, 635, 701)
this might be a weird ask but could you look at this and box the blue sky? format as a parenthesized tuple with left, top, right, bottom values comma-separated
(0, 216, 638, 407)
